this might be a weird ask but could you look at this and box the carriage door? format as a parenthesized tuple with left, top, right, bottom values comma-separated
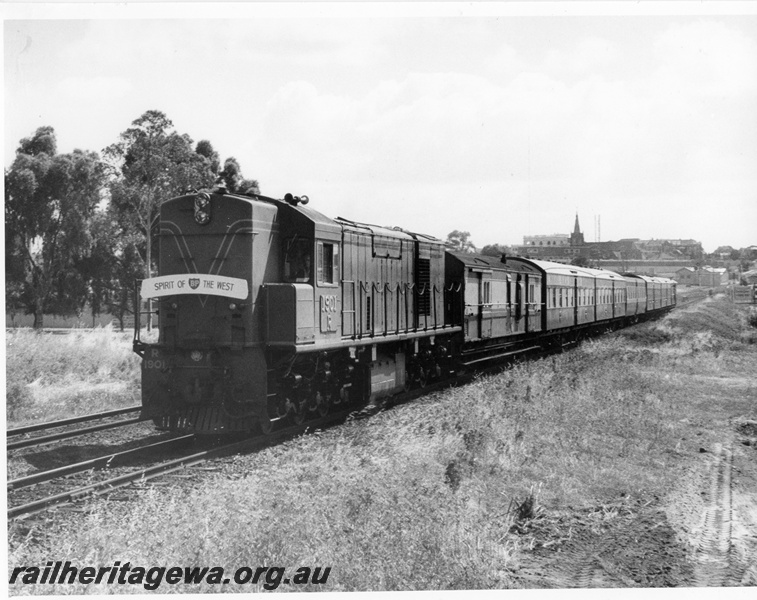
(480, 276, 492, 338)
(515, 274, 525, 332)
(464, 270, 482, 339)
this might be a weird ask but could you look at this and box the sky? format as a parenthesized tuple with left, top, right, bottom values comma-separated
(4, 3, 757, 253)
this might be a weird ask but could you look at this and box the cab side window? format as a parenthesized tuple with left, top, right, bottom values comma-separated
(317, 242, 339, 286)
(284, 238, 311, 283)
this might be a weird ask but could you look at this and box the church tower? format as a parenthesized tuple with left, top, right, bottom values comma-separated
(570, 213, 585, 246)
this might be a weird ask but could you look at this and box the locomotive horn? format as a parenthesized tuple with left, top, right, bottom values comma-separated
(284, 193, 310, 206)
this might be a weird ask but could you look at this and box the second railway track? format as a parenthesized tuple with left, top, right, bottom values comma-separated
(7, 405, 145, 451)
(7, 407, 357, 521)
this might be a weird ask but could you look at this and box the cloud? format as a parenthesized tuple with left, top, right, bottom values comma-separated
(544, 36, 618, 75)
(652, 20, 757, 98)
(56, 76, 133, 101)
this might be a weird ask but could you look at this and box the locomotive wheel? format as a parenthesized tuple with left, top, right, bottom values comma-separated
(292, 402, 307, 425)
(256, 415, 273, 435)
(316, 391, 331, 417)
(418, 369, 428, 388)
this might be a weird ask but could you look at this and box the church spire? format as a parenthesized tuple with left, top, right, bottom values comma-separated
(571, 213, 584, 246)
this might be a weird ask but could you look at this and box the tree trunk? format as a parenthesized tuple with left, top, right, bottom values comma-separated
(32, 298, 44, 330)
(119, 286, 127, 332)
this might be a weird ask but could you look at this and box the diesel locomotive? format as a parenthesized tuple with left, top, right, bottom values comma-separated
(133, 187, 676, 434)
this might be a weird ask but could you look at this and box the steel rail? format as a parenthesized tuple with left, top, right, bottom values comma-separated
(8, 406, 142, 437)
(8, 411, 350, 520)
(8, 435, 195, 491)
(8, 441, 249, 519)
(7, 417, 147, 451)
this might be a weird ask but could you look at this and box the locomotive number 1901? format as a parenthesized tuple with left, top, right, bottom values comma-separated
(320, 294, 338, 333)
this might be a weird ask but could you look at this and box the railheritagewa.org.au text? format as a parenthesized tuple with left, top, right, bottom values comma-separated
(10, 561, 331, 590)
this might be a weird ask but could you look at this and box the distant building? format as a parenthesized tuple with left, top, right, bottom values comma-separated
(522, 234, 570, 248)
(513, 213, 704, 277)
(675, 267, 698, 285)
(674, 266, 728, 286)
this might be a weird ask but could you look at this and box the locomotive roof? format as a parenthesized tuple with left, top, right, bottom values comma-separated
(225, 190, 341, 231)
(286, 202, 341, 228)
(335, 217, 443, 245)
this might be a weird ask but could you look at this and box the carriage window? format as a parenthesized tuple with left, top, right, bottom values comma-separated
(284, 238, 311, 283)
(317, 242, 339, 285)
(483, 281, 491, 306)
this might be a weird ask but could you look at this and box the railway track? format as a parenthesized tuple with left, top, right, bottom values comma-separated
(7, 405, 144, 450)
(5, 335, 544, 523)
(7, 408, 353, 521)
(7, 306, 682, 522)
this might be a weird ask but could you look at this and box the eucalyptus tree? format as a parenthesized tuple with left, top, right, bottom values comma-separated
(218, 156, 260, 194)
(5, 126, 106, 328)
(445, 230, 477, 253)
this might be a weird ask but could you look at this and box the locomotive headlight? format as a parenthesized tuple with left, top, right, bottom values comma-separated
(229, 303, 237, 311)
(194, 193, 211, 225)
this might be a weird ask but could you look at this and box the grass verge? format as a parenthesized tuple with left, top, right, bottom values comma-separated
(6, 326, 141, 427)
(8, 297, 757, 592)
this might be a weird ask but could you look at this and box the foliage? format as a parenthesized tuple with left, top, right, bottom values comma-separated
(5, 127, 106, 328)
(480, 243, 512, 258)
(80, 209, 144, 330)
(218, 156, 260, 194)
(445, 230, 476, 253)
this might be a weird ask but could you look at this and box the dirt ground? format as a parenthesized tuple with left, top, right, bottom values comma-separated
(510, 403, 757, 589)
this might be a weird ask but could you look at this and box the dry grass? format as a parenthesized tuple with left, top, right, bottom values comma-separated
(6, 326, 141, 426)
(8, 298, 757, 593)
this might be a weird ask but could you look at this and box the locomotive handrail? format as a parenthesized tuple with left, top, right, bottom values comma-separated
(395, 283, 402, 335)
(358, 281, 368, 339)
(383, 283, 390, 337)
(432, 285, 437, 331)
